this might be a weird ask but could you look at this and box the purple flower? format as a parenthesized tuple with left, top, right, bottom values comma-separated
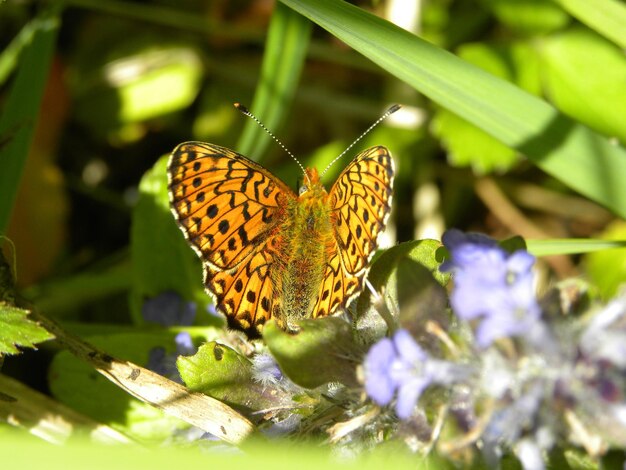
(146, 332, 197, 383)
(364, 329, 469, 419)
(142, 291, 197, 326)
(174, 332, 197, 356)
(441, 229, 541, 348)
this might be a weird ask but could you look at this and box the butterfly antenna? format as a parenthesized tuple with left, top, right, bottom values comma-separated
(234, 103, 310, 185)
(320, 104, 401, 178)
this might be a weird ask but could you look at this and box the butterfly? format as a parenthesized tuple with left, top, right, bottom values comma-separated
(167, 115, 394, 338)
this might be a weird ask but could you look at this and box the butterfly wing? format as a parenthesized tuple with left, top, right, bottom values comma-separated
(168, 142, 296, 335)
(311, 146, 394, 318)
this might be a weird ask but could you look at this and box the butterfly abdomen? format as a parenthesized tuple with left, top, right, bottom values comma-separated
(272, 183, 335, 330)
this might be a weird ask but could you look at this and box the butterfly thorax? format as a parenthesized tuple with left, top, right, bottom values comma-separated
(273, 167, 334, 330)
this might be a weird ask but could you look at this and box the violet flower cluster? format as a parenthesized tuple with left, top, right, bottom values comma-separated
(439, 229, 541, 348)
(362, 229, 626, 469)
(364, 329, 468, 419)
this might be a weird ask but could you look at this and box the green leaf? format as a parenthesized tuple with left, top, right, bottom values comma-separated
(115, 48, 203, 123)
(394, 258, 450, 339)
(178, 342, 287, 412)
(279, 0, 626, 219)
(72, 43, 202, 136)
(356, 240, 449, 342)
(481, 0, 570, 34)
(583, 221, 626, 300)
(236, 2, 312, 161)
(263, 317, 362, 388)
(540, 28, 626, 143)
(433, 42, 541, 173)
(499, 235, 528, 254)
(553, 0, 626, 49)
(433, 109, 518, 174)
(129, 156, 214, 325)
(0, 305, 54, 355)
(22, 262, 131, 318)
(0, 14, 39, 86)
(0, 9, 59, 233)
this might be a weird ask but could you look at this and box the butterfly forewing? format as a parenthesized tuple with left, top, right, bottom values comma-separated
(168, 142, 294, 270)
(311, 145, 394, 318)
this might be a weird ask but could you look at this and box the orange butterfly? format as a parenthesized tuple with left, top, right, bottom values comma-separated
(167, 109, 395, 338)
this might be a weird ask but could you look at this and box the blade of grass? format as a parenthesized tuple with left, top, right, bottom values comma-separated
(0, 17, 38, 86)
(0, 9, 60, 233)
(279, 0, 626, 219)
(236, 2, 312, 161)
(552, 0, 626, 49)
(527, 239, 626, 257)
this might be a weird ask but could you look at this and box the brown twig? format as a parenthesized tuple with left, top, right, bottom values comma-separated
(29, 310, 255, 445)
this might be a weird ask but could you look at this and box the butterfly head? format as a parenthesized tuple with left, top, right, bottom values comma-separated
(298, 167, 326, 198)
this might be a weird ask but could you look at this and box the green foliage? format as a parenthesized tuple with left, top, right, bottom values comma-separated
(481, 0, 570, 34)
(527, 238, 626, 257)
(584, 221, 626, 300)
(0, 305, 53, 355)
(264, 317, 362, 388)
(67, 18, 203, 141)
(553, 0, 626, 48)
(280, 0, 626, 218)
(0, 432, 428, 470)
(357, 240, 448, 342)
(178, 342, 286, 412)
(540, 27, 626, 142)
(433, 42, 541, 173)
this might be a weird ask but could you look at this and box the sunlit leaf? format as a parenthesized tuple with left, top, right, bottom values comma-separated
(540, 28, 626, 143)
(583, 221, 626, 300)
(481, 0, 570, 34)
(553, 0, 626, 49)
(178, 342, 290, 413)
(0, 305, 53, 355)
(264, 318, 362, 388)
(356, 240, 448, 342)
